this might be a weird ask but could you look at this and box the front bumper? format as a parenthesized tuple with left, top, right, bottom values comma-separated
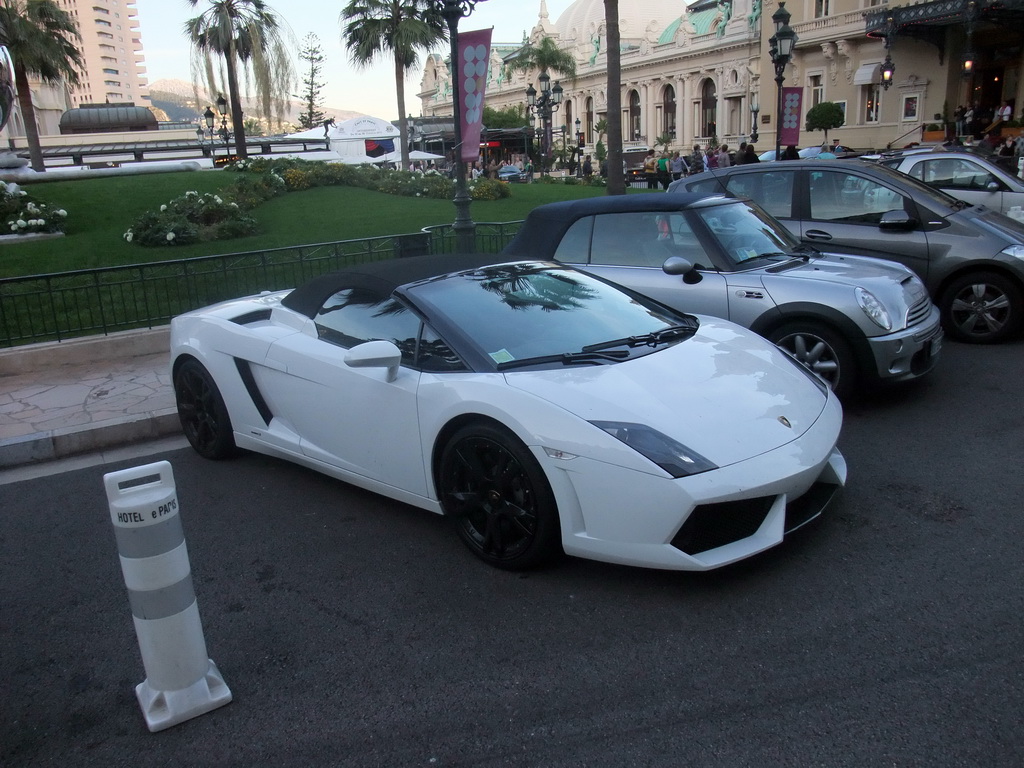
(866, 303, 943, 383)
(539, 398, 847, 571)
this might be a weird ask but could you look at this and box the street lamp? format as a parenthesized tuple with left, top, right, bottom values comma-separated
(769, 1, 797, 161)
(750, 99, 759, 144)
(525, 70, 563, 174)
(433, 0, 483, 252)
(574, 117, 583, 176)
(213, 95, 233, 164)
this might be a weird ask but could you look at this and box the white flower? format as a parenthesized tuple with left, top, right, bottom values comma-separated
(124, 230, 134, 242)
(16, 219, 26, 227)
(166, 232, 176, 242)
(9, 223, 17, 231)
(160, 204, 167, 212)
(56, 209, 67, 217)
(37, 219, 45, 227)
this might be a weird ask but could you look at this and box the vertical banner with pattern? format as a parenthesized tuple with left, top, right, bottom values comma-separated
(779, 87, 803, 148)
(458, 28, 493, 163)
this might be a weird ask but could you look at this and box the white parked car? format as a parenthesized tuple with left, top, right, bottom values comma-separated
(877, 150, 1024, 215)
(171, 254, 846, 572)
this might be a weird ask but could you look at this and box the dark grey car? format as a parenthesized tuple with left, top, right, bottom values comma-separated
(671, 160, 1024, 343)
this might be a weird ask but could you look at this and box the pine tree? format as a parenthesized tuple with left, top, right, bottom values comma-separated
(297, 32, 327, 130)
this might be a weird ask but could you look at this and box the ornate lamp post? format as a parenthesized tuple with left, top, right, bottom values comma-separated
(769, 2, 797, 161)
(525, 71, 563, 175)
(574, 117, 583, 176)
(199, 105, 216, 160)
(750, 99, 760, 144)
(434, 0, 483, 252)
(879, 15, 896, 91)
(214, 94, 233, 163)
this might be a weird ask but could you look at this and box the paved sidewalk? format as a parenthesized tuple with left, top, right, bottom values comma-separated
(0, 328, 181, 468)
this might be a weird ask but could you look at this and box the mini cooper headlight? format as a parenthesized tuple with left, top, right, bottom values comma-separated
(856, 287, 892, 331)
(590, 421, 718, 478)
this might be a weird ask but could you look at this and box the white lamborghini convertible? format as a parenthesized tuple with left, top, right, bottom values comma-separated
(170, 254, 847, 571)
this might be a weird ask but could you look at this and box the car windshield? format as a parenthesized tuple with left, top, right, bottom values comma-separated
(854, 161, 964, 211)
(406, 263, 692, 369)
(694, 200, 803, 267)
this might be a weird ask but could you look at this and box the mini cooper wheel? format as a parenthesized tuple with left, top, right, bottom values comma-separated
(438, 423, 561, 570)
(939, 271, 1023, 344)
(174, 359, 236, 460)
(769, 322, 855, 400)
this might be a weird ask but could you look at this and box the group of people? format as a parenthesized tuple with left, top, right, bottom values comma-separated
(641, 142, 763, 188)
(954, 100, 1017, 139)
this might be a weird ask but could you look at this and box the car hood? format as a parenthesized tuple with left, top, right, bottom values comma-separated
(503, 319, 833, 469)
(767, 252, 914, 285)
(958, 206, 1024, 243)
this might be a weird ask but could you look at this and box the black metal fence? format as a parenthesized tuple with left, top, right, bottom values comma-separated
(0, 221, 523, 348)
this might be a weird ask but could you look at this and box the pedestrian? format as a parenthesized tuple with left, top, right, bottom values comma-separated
(782, 144, 800, 160)
(670, 151, 685, 180)
(656, 151, 671, 189)
(687, 144, 707, 175)
(736, 142, 749, 164)
(582, 154, 593, 177)
(717, 144, 731, 168)
(643, 149, 658, 188)
(954, 105, 966, 137)
(742, 144, 760, 164)
(964, 103, 976, 137)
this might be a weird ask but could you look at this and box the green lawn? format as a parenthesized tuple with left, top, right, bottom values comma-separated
(0, 170, 616, 279)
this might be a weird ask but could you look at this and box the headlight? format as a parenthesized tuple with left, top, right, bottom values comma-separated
(590, 421, 718, 478)
(1001, 245, 1024, 260)
(856, 287, 892, 331)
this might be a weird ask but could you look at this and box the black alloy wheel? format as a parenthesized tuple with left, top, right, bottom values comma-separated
(438, 423, 561, 570)
(769, 321, 856, 400)
(173, 358, 236, 460)
(940, 271, 1023, 343)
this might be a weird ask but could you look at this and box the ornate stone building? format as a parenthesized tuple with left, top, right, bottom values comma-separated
(418, 0, 1024, 154)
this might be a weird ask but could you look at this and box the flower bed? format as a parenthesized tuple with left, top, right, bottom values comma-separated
(2, 181, 68, 236)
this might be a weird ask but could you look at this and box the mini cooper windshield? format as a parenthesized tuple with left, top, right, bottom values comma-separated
(695, 201, 806, 268)
(406, 262, 697, 370)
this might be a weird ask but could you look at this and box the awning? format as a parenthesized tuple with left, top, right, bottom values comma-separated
(853, 63, 881, 86)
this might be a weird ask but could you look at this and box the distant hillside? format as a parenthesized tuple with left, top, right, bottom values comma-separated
(147, 78, 366, 128)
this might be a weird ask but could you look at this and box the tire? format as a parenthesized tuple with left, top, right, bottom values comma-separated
(438, 423, 562, 571)
(768, 321, 857, 400)
(173, 358, 236, 460)
(939, 271, 1023, 344)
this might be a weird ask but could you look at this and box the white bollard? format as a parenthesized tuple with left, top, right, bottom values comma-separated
(103, 460, 232, 732)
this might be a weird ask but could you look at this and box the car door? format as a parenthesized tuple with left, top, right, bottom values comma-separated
(904, 156, 1024, 214)
(261, 287, 428, 495)
(551, 212, 731, 320)
(794, 167, 934, 281)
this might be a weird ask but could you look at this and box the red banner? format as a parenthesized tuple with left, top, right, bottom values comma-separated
(779, 87, 803, 148)
(457, 28, 493, 163)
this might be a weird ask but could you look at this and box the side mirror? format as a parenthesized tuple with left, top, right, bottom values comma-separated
(878, 209, 918, 231)
(986, 180, 1001, 192)
(344, 340, 401, 382)
(662, 256, 703, 284)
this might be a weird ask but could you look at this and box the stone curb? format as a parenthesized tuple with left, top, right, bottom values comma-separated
(0, 326, 170, 376)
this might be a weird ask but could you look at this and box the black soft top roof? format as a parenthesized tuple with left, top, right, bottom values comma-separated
(280, 253, 530, 318)
(502, 192, 728, 258)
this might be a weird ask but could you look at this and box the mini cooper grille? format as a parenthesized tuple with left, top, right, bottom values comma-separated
(905, 295, 932, 328)
(671, 497, 774, 555)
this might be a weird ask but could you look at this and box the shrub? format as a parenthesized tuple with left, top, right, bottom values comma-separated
(124, 190, 258, 247)
(2, 181, 68, 236)
(469, 177, 510, 200)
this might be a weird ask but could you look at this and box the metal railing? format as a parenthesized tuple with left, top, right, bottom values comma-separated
(0, 222, 523, 348)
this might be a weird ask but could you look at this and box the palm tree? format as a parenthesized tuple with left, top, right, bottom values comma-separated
(507, 35, 577, 82)
(185, 0, 295, 161)
(0, 0, 82, 172)
(341, 0, 446, 172)
(603, 0, 625, 195)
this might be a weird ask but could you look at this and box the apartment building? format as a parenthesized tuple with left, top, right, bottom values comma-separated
(57, 0, 149, 108)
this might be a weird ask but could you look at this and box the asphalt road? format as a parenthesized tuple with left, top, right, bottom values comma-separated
(2, 339, 1023, 767)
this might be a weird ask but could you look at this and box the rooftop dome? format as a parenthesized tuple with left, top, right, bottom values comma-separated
(554, 0, 681, 42)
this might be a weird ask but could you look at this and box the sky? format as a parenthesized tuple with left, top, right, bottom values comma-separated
(135, 0, 577, 121)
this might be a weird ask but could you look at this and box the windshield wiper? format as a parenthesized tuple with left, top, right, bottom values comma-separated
(581, 322, 697, 353)
(496, 349, 630, 371)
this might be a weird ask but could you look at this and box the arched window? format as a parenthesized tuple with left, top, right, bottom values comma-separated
(701, 80, 717, 138)
(628, 90, 641, 141)
(586, 97, 595, 143)
(663, 84, 676, 138)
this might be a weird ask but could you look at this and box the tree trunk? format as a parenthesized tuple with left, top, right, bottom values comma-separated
(395, 56, 410, 171)
(14, 64, 44, 172)
(604, 0, 625, 195)
(225, 45, 247, 160)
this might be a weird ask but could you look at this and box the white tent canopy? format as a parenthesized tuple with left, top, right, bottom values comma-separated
(289, 115, 401, 163)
